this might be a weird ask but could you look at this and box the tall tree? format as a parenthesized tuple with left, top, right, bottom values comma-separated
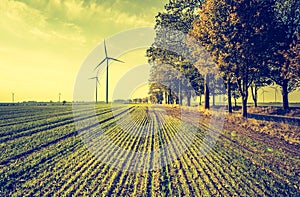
(268, 0, 300, 110)
(191, 0, 277, 117)
(147, 0, 205, 106)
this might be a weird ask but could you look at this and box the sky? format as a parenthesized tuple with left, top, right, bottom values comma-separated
(0, 0, 299, 103)
(0, 0, 167, 102)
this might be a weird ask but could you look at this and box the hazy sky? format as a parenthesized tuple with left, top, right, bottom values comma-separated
(0, 0, 167, 102)
(0, 0, 299, 103)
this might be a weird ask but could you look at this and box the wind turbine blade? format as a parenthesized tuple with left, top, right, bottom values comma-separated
(104, 39, 108, 57)
(97, 78, 101, 86)
(89, 77, 96, 80)
(94, 58, 107, 71)
(108, 57, 125, 63)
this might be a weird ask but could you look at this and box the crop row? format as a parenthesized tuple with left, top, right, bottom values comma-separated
(0, 106, 128, 163)
(180, 113, 299, 194)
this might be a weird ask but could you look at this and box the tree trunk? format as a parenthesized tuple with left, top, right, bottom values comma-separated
(187, 96, 191, 106)
(227, 80, 232, 113)
(240, 79, 249, 118)
(234, 98, 237, 107)
(205, 74, 210, 109)
(199, 94, 202, 105)
(282, 80, 289, 111)
(254, 89, 258, 108)
(165, 91, 168, 104)
(178, 82, 183, 105)
(187, 91, 191, 106)
(237, 73, 249, 118)
(212, 93, 215, 106)
(242, 97, 248, 118)
(168, 89, 172, 104)
(250, 85, 258, 107)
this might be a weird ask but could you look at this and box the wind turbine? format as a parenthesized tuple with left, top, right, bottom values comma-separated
(59, 93, 61, 102)
(12, 93, 14, 103)
(260, 89, 268, 103)
(94, 40, 125, 104)
(89, 75, 101, 103)
(270, 87, 279, 103)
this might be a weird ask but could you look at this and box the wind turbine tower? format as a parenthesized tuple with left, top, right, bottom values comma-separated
(89, 75, 101, 103)
(270, 87, 279, 103)
(260, 89, 268, 103)
(94, 40, 125, 104)
(12, 93, 15, 103)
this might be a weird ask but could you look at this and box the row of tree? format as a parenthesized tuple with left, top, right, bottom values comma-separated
(147, 0, 300, 117)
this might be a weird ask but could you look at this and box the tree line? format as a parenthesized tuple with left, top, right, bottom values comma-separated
(147, 0, 300, 117)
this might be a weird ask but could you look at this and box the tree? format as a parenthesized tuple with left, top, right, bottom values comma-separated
(268, 0, 300, 110)
(191, 0, 278, 117)
(189, 0, 238, 112)
(149, 82, 164, 104)
(147, 0, 205, 106)
(148, 63, 171, 104)
(188, 43, 217, 109)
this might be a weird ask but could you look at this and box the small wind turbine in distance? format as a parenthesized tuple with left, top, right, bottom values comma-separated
(59, 93, 61, 102)
(89, 75, 101, 103)
(94, 39, 125, 104)
(12, 92, 15, 103)
(260, 89, 268, 103)
(270, 86, 279, 103)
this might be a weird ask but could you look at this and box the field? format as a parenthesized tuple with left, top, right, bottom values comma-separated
(247, 106, 300, 118)
(0, 104, 299, 196)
